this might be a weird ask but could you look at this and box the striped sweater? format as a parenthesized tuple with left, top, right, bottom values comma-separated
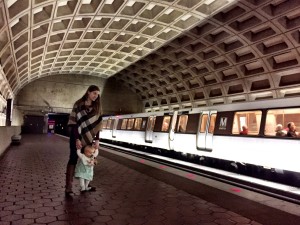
(68, 100, 102, 146)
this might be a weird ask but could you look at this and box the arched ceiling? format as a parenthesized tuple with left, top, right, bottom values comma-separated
(0, 0, 238, 98)
(1, 0, 300, 112)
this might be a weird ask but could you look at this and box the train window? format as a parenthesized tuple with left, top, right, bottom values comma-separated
(151, 117, 156, 130)
(134, 118, 142, 130)
(161, 116, 171, 132)
(121, 119, 128, 130)
(200, 114, 208, 133)
(147, 116, 156, 131)
(107, 119, 112, 129)
(117, 119, 123, 130)
(111, 119, 116, 130)
(101, 120, 107, 129)
(265, 108, 300, 137)
(232, 111, 261, 135)
(154, 116, 163, 132)
(141, 118, 147, 130)
(127, 119, 135, 130)
(177, 115, 188, 133)
(185, 114, 199, 134)
(208, 114, 216, 134)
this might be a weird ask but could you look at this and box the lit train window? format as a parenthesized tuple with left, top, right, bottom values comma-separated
(121, 119, 128, 130)
(265, 108, 300, 137)
(111, 119, 116, 130)
(127, 118, 135, 130)
(101, 120, 107, 129)
(107, 119, 112, 129)
(232, 111, 262, 135)
(208, 114, 217, 134)
(134, 118, 142, 130)
(161, 116, 171, 132)
(147, 116, 156, 131)
(200, 114, 208, 133)
(141, 118, 147, 130)
(177, 115, 188, 133)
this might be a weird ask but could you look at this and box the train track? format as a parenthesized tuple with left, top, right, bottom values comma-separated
(100, 141, 300, 205)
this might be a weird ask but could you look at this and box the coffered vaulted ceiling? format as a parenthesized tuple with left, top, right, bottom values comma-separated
(1, 0, 300, 112)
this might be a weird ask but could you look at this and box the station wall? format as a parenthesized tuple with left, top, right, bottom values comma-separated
(13, 74, 142, 126)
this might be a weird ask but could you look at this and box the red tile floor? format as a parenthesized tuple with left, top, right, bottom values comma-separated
(0, 134, 299, 225)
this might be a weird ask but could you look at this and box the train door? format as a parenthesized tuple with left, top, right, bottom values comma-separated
(196, 111, 217, 151)
(145, 116, 156, 143)
(169, 111, 178, 150)
(112, 119, 118, 138)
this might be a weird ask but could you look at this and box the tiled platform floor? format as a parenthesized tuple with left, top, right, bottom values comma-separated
(0, 134, 299, 225)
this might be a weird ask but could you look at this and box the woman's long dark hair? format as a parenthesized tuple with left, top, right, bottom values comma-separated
(77, 85, 101, 115)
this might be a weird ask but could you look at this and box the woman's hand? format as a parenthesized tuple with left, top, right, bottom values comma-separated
(76, 139, 82, 149)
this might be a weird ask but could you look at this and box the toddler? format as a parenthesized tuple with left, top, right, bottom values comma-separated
(74, 145, 98, 192)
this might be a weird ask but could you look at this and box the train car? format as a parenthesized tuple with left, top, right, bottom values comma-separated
(100, 97, 300, 187)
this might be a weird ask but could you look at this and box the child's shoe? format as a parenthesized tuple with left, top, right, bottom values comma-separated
(85, 187, 92, 191)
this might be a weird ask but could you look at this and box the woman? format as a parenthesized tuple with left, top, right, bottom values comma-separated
(65, 85, 102, 195)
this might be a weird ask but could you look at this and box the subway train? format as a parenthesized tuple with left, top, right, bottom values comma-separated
(99, 97, 300, 187)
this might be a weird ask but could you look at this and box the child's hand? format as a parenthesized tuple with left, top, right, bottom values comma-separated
(76, 139, 82, 149)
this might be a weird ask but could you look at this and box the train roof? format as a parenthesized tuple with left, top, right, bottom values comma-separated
(102, 96, 300, 119)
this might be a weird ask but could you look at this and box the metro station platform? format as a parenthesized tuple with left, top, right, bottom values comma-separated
(0, 134, 300, 225)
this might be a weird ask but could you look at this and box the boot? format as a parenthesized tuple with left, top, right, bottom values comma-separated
(65, 164, 75, 195)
